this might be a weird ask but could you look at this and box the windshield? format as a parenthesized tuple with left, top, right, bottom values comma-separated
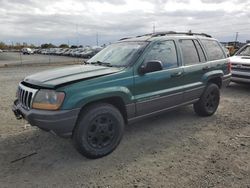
(87, 42, 147, 67)
(236, 45, 250, 56)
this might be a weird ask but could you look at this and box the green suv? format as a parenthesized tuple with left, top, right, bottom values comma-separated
(12, 32, 231, 158)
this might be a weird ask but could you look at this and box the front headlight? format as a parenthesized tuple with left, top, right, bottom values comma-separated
(32, 89, 65, 110)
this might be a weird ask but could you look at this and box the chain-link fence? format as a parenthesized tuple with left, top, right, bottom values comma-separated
(0, 51, 83, 67)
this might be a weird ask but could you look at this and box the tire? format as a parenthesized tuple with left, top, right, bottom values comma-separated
(73, 103, 124, 159)
(193, 83, 220, 117)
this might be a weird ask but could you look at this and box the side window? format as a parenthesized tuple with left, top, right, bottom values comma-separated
(194, 40, 206, 62)
(179, 39, 200, 65)
(144, 40, 178, 69)
(237, 45, 250, 56)
(201, 39, 226, 61)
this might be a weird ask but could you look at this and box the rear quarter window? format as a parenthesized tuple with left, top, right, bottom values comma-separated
(201, 39, 225, 61)
(179, 39, 200, 65)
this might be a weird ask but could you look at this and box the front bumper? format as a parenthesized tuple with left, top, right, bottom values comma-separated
(231, 70, 250, 83)
(12, 100, 80, 137)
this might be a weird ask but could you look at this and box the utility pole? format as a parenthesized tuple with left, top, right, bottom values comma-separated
(234, 32, 239, 48)
(153, 23, 156, 34)
(76, 24, 79, 47)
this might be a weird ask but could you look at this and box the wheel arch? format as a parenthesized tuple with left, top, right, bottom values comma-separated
(75, 96, 129, 127)
(208, 77, 222, 88)
(202, 70, 223, 88)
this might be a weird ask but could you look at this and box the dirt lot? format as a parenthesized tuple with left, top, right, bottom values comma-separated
(0, 65, 249, 188)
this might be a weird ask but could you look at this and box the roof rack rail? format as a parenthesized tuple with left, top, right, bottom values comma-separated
(150, 31, 212, 38)
(120, 31, 211, 41)
(136, 33, 153, 38)
(119, 37, 133, 41)
(136, 31, 212, 38)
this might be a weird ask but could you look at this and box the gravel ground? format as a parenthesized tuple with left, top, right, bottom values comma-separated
(0, 65, 249, 188)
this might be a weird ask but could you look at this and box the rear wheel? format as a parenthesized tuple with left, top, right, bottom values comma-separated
(194, 83, 220, 116)
(73, 103, 124, 159)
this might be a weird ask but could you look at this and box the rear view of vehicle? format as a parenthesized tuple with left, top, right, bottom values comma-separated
(230, 43, 250, 83)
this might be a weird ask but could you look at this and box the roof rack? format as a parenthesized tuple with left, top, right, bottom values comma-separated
(137, 31, 212, 38)
(119, 31, 212, 41)
(135, 33, 153, 38)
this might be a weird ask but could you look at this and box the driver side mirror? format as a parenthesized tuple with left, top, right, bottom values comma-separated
(139, 60, 163, 75)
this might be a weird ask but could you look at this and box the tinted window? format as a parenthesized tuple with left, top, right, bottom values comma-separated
(201, 39, 225, 61)
(144, 40, 178, 69)
(179, 39, 199, 65)
(194, 40, 206, 62)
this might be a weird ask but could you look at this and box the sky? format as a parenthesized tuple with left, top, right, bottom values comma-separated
(0, 0, 249, 46)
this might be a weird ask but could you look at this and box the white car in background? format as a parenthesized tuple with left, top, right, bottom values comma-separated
(230, 43, 250, 83)
(22, 48, 33, 55)
(0, 49, 3, 53)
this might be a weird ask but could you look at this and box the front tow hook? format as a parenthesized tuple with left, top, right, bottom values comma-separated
(12, 105, 23, 120)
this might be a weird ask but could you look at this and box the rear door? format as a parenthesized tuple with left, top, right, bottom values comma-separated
(178, 39, 209, 102)
(133, 40, 185, 116)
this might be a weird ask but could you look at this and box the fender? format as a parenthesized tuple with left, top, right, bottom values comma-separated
(201, 70, 223, 84)
(61, 86, 133, 110)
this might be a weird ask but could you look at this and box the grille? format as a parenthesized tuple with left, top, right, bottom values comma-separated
(231, 63, 250, 67)
(231, 63, 250, 72)
(17, 83, 38, 109)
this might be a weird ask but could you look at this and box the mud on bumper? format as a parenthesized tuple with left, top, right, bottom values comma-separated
(12, 100, 80, 137)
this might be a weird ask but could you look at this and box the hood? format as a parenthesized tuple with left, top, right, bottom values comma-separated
(24, 65, 122, 88)
(230, 55, 250, 64)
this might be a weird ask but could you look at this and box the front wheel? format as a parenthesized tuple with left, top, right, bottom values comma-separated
(73, 103, 124, 159)
(194, 83, 220, 116)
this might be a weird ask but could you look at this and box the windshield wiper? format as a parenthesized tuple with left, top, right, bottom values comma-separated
(89, 61, 113, 67)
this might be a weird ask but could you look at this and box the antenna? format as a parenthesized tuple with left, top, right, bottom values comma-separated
(153, 23, 156, 34)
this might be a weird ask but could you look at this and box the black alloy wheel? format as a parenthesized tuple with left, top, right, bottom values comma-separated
(204, 89, 219, 114)
(194, 83, 220, 116)
(87, 114, 116, 149)
(73, 103, 124, 159)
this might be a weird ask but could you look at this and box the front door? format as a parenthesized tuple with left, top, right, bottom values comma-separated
(133, 40, 185, 116)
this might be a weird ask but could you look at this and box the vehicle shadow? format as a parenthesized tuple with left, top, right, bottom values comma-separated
(226, 82, 250, 92)
(0, 105, 214, 184)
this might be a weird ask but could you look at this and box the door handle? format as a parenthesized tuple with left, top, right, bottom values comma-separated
(202, 66, 209, 71)
(171, 71, 183, 77)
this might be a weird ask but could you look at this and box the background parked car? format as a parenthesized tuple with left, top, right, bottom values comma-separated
(230, 43, 250, 83)
(222, 46, 230, 57)
(226, 45, 238, 56)
(22, 48, 33, 55)
(30, 46, 104, 59)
